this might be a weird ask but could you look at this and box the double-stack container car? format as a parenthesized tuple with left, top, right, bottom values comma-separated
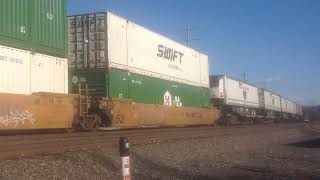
(67, 12, 220, 128)
(68, 12, 210, 108)
(0, 0, 68, 95)
(0, 0, 79, 131)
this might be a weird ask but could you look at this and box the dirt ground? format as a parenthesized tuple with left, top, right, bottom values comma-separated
(0, 123, 319, 180)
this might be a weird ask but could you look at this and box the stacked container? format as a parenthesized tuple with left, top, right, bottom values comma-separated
(68, 12, 210, 108)
(0, 0, 68, 94)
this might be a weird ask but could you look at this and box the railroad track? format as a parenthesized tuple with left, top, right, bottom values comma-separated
(0, 123, 307, 161)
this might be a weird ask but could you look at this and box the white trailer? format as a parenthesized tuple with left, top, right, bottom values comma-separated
(210, 75, 259, 119)
(259, 89, 282, 112)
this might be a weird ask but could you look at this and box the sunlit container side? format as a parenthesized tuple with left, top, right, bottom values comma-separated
(290, 102, 295, 114)
(31, 54, 68, 94)
(0, 45, 31, 94)
(0, 0, 67, 58)
(107, 12, 209, 88)
(68, 12, 210, 108)
(68, 12, 209, 88)
(280, 96, 290, 113)
(0, 0, 30, 49)
(0, 45, 68, 95)
(211, 75, 259, 108)
(288, 100, 295, 114)
(261, 89, 282, 112)
(31, 0, 67, 57)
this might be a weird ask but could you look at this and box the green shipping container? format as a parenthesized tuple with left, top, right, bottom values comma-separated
(0, 0, 67, 57)
(70, 68, 210, 108)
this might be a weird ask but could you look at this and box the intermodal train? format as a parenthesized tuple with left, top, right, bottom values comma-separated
(0, 0, 302, 132)
(210, 75, 303, 125)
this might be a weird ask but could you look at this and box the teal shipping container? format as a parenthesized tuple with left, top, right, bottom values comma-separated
(69, 69, 210, 108)
(0, 0, 67, 58)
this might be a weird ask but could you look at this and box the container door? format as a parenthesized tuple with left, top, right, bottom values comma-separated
(201, 88, 210, 107)
(68, 13, 107, 70)
(0, 0, 30, 48)
(258, 89, 265, 109)
(69, 70, 107, 97)
(108, 68, 129, 99)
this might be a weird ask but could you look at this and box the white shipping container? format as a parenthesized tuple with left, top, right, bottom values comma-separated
(263, 90, 282, 112)
(31, 53, 68, 94)
(68, 12, 210, 88)
(211, 75, 260, 108)
(107, 12, 209, 88)
(0, 45, 31, 94)
(0, 45, 68, 95)
(280, 97, 294, 114)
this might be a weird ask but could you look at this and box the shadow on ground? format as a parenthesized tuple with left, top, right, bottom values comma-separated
(288, 138, 320, 148)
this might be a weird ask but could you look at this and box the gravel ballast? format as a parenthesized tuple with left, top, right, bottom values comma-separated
(0, 123, 319, 180)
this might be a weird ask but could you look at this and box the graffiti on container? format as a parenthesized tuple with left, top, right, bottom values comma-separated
(115, 113, 125, 124)
(69, 16, 104, 29)
(0, 106, 35, 128)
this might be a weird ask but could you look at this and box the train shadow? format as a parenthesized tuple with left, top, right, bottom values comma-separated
(287, 138, 320, 148)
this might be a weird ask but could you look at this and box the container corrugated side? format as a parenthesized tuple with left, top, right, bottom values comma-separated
(263, 90, 282, 112)
(31, 54, 68, 94)
(108, 68, 210, 107)
(70, 67, 210, 107)
(31, 0, 67, 58)
(0, 44, 68, 95)
(107, 12, 209, 88)
(280, 97, 290, 113)
(69, 70, 107, 97)
(0, 0, 30, 50)
(224, 76, 260, 108)
(0, 0, 67, 58)
(68, 12, 210, 88)
(0, 45, 31, 94)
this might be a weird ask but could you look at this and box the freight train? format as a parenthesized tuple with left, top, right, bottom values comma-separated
(210, 75, 303, 125)
(0, 0, 302, 132)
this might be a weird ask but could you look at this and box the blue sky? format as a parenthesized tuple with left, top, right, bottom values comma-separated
(68, 0, 320, 106)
